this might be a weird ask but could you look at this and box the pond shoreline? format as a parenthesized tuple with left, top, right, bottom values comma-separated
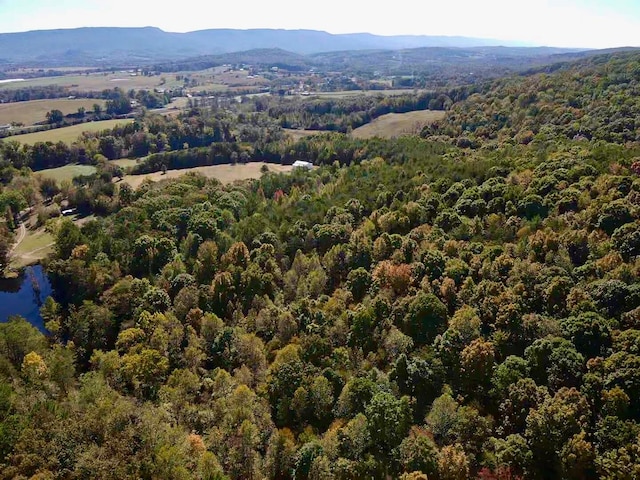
(0, 264, 52, 332)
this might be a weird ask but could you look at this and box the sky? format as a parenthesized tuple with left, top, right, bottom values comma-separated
(0, 0, 638, 48)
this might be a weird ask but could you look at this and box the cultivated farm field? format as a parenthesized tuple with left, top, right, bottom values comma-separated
(9, 119, 132, 144)
(0, 68, 265, 94)
(0, 73, 174, 92)
(123, 162, 294, 189)
(351, 109, 446, 139)
(0, 98, 106, 126)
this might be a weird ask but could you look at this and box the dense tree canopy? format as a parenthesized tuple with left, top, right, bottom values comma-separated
(2, 50, 640, 479)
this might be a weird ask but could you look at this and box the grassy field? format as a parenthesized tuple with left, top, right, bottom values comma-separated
(110, 158, 140, 169)
(284, 129, 328, 141)
(148, 97, 190, 117)
(7, 210, 98, 269)
(309, 89, 421, 99)
(123, 162, 294, 189)
(8, 119, 132, 145)
(0, 98, 106, 126)
(34, 164, 97, 183)
(187, 83, 229, 93)
(164, 97, 190, 110)
(10, 227, 54, 269)
(351, 110, 446, 139)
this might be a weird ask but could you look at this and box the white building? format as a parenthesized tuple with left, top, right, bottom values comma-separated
(292, 160, 313, 170)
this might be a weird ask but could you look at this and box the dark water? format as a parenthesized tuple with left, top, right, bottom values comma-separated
(0, 264, 52, 332)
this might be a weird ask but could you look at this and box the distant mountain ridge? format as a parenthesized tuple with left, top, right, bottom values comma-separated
(0, 26, 537, 66)
(150, 45, 592, 78)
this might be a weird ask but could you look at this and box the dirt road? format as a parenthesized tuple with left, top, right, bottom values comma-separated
(8, 221, 26, 256)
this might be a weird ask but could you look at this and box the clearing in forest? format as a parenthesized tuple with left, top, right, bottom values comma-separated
(9, 224, 54, 269)
(351, 110, 446, 139)
(123, 162, 294, 189)
(34, 164, 97, 183)
(283, 129, 328, 141)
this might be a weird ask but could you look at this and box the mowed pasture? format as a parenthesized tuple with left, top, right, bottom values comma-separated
(34, 164, 97, 183)
(8, 119, 132, 145)
(35, 158, 133, 183)
(109, 158, 140, 169)
(123, 162, 294, 189)
(351, 110, 446, 139)
(0, 98, 106, 126)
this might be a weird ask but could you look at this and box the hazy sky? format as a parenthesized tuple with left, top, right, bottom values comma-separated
(0, 0, 638, 48)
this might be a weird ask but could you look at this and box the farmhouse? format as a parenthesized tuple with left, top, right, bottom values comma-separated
(292, 160, 313, 170)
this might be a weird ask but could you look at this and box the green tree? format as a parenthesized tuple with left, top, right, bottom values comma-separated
(55, 218, 82, 259)
(294, 441, 324, 480)
(346, 267, 371, 302)
(366, 392, 412, 468)
(498, 378, 549, 436)
(492, 434, 533, 478)
(402, 292, 448, 345)
(460, 338, 495, 398)
(0, 316, 47, 369)
(265, 428, 297, 480)
(560, 312, 616, 359)
(0, 232, 10, 273)
(491, 355, 529, 400)
(396, 427, 438, 477)
(39, 177, 60, 200)
(0, 189, 27, 222)
(526, 387, 590, 478)
(525, 336, 585, 390)
(46, 109, 64, 124)
(426, 387, 460, 446)
(121, 348, 169, 399)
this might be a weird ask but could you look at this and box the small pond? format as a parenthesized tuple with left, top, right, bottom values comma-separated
(0, 264, 52, 332)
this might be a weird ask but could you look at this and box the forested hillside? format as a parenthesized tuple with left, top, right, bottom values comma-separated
(1, 52, 640, 480)
(424, 51, 640, 144)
